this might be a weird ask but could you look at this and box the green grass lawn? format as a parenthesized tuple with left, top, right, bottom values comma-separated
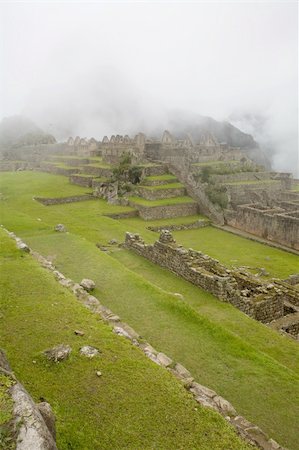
(1, 231, 253, 450)
(1, 171, 299, 449)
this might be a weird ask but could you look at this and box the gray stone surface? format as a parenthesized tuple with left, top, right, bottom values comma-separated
(44, 344, 72, 362)
(54, 223, 67, 232)
(80, 278, 96, 291)
(79, 345, 100, 358)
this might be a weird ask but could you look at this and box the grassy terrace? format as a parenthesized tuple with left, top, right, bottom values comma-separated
(128, 196, 195, 207)
(172, 226, 298, 279)
(0, 231, 252, 450)
(140, 182, 184, 190)
(192, 160, 240, 167)
(1, 171, 299, 449)
(145, 174, 177, 181)
(71, 174, 95, 178)
(83, 162, 112, 169)
(226, 180, 279, 186)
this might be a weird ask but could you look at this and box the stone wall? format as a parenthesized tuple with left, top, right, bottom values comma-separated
(226, 205, 299, 250)
(0, 161, 36, 171)
(81, 165, 112, 177)
(69, 175, 93, 187)
(130, 202, 198, 220)
(210, 171, 272, 184)
(147, 219, 210, 232)
(168, 162, 225, 225)
(39, 163, 80, 176)
(124, 231, 285, 323)
(226, 182, 282, 207)
(137, 186, 186, 200)
(34, 194, 96, 206)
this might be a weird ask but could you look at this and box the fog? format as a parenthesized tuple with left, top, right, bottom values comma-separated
(0, 1, 298, 174)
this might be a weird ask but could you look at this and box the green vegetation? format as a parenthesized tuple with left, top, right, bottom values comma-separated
(0, 373, 16, 450)
(0, 231, 251, 450)
(129, 196, 195, 207)
(205, 184, 228, 209)
(1, 171, 299, 449)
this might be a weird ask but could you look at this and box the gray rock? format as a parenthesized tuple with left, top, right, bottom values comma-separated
(54, 224, 67, 232)
(80, 278, 96, 291)
(44, 344, 71, 362)
(79, 345, 100, 358)
(17, 241, 30, 252)
(109, 239, 118, 245)
(213, 395, 237, 416)
(36, 402, 56, 439)
(173, 363, 193, 380)
(113, 326, 131, 340)
(190, 382, 217, 399)
(74, 330, 85, 336)
(156, 352, 173, 367)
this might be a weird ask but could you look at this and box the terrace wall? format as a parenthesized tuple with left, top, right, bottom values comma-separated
(226, 205, 299, 250)
(137, 186, 186, 200)
(34, 194, 96, 206)
(124, 231, 285, 323)
(130, 202, 198, 220)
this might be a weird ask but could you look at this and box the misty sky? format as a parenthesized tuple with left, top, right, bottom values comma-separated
(0, 1, 298, 173)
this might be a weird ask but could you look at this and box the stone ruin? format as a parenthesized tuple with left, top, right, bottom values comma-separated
(124, 231, 299, 335)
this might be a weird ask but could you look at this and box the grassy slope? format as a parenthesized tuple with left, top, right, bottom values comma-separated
(1, 172, 299, 449)
(0, 231, 251, 450)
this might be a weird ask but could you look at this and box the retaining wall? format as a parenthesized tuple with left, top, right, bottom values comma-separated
(137, 186, 186, 200)
(34, 194, 95, 206)
(227, 205, 299, 250)
(130, 202, 198, 220)
(124, 231, 285, 323)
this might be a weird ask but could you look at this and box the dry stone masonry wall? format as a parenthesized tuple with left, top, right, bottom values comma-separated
(124, 230, 290, 324)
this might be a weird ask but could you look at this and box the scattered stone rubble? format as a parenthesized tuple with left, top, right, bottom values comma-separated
(0, 349, 57, 450)
(3, 228, 285, 450)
